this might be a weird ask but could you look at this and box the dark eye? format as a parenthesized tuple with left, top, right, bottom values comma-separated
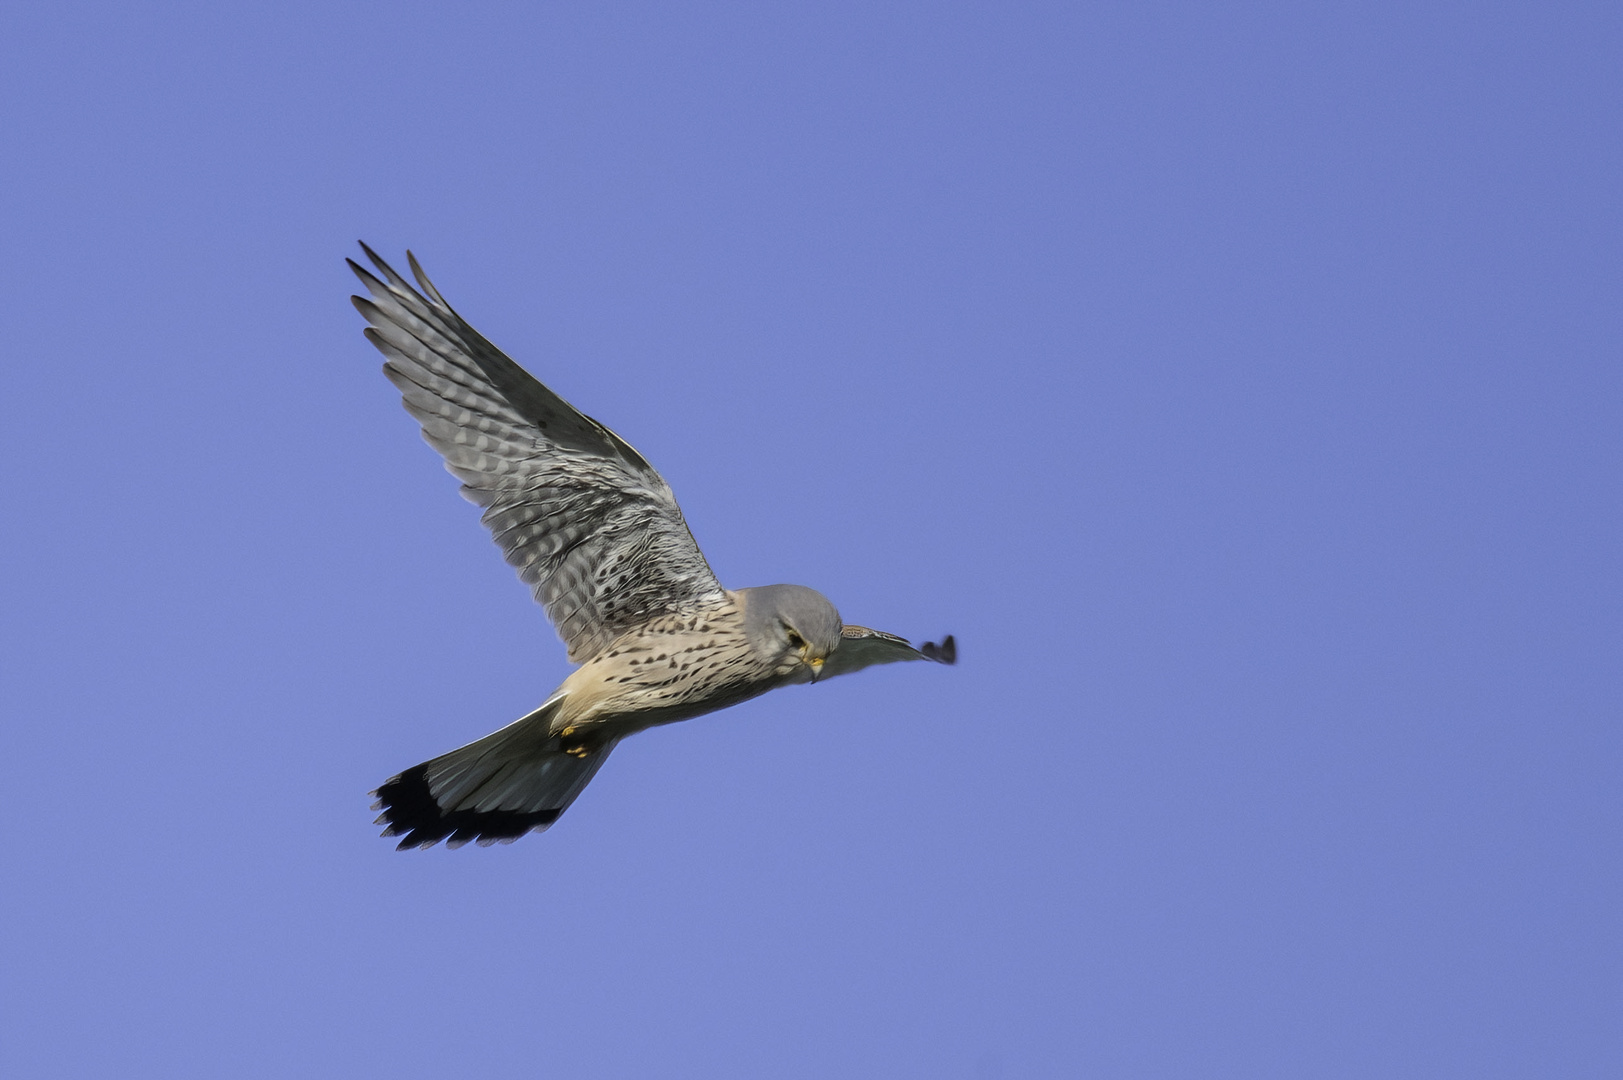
(785, 629, 805, 649)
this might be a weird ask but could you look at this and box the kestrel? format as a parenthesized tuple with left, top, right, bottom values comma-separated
(350, 245, 955, 849)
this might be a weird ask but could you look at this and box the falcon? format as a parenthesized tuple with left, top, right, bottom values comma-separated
(350, 245, 955, 848)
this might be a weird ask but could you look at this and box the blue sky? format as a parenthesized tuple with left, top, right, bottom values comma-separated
(3, 3, 1619, 1077)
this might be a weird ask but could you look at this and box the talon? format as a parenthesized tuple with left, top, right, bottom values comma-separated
(559, 725, 576, 738)
(564, 744, 592, 759)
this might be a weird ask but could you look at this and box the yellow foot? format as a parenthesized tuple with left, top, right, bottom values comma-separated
(563, 743, 593, 759)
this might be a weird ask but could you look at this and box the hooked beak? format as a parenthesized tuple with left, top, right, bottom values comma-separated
(806, 655, 825, 683)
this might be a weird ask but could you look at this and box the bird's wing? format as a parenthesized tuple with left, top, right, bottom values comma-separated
(820, 625, 957, 680)
(350, 244, 726, 663)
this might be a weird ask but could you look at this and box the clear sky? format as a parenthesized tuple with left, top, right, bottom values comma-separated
(3, 3, 1619, 1077)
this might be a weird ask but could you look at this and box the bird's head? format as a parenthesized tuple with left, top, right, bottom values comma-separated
(740, 584, 843, 681)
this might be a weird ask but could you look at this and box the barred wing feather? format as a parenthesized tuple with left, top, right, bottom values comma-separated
(349, 245, 725, 663)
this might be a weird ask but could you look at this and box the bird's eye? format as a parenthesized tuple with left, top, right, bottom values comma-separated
(785, 629, 805, 649)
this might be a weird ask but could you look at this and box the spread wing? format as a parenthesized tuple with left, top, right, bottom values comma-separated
(349, 244, 726, 663)
(820, 626, 957, 680)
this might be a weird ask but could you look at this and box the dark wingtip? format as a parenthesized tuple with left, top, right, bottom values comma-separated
(346, 257, 390, 298)
(371, 764, 562, 851)
(920, 634, 957, 665)
(405, 249, 447, 304)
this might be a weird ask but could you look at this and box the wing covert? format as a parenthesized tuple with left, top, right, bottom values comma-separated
(349, 244, 726, 662)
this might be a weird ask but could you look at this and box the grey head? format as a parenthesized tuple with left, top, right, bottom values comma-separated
(738, 584, 844, 679)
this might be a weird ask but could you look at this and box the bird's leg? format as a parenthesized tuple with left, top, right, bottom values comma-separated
(557, 725, 602, 759)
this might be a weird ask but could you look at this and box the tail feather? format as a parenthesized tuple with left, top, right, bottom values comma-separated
(371, 698, 617, 849)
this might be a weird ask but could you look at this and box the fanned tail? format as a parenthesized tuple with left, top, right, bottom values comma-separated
(371, 699, 617, 849)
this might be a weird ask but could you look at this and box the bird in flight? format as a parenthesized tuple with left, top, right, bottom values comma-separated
(350, 244, 956, 849)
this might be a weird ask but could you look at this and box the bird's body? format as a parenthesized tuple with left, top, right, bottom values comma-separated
(350, 245, 954, 848)
(555, 592, 798, 743)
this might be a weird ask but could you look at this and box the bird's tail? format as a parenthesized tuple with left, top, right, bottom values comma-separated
(371, 697, 618, 849)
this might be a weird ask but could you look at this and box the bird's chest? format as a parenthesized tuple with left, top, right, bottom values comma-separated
(563, 614, 779, 721)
